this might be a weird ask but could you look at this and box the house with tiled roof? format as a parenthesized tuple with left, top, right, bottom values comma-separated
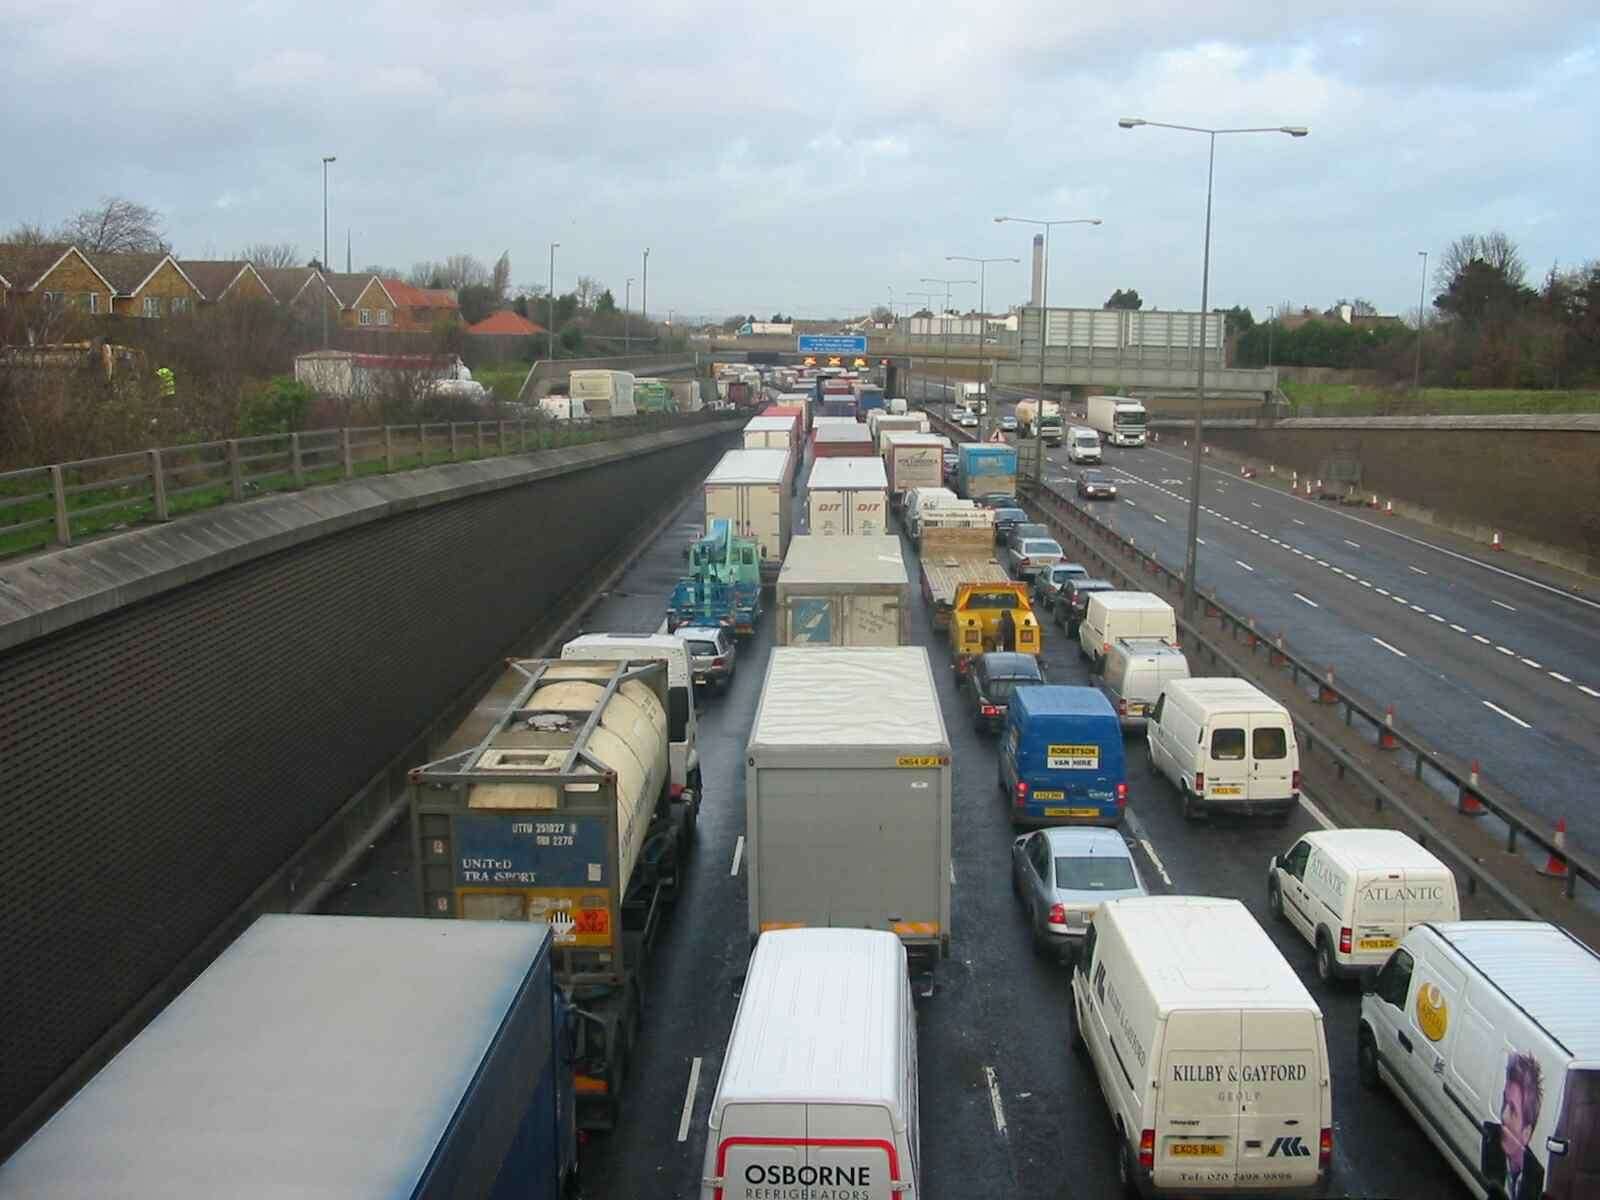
(322, 273, 397, 329)
(178, 260, 274, 304)
(379, 278, 461, 332)
(255, 266, 338, 315)
(91, 252, 204, 318)
(0, 243, 116, 315)
(465, 307, 545, 362)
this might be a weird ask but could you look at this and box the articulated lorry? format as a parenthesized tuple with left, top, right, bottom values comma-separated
(1085, 394, 1148, 447)
(411, 657, 696, 1130)
(705, 449, 793, 588)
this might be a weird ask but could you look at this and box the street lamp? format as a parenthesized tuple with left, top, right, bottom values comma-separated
(642, 247, 650, 330)
(1413, 250, 1428, 392)
(624, 277, 635, 353)
(921, 276, 973, 419)
(995, 216, 1101, 482)
(945, 255, 1020, 442)
(548, 242, 559, 361)
(321, 154, 336, 347)
(1266, 305, 1276, 369)
(1117, 116, 1309, 615)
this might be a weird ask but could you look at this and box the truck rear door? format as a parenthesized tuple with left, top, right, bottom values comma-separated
(709, 1103, 807, 1200)
(843, 595, 901, 646)
(811, 489, 845, 536)
(851, 489, 885, 537)
(1235, 1010, 1323, 1191)
(1352, 871, 1407, 959)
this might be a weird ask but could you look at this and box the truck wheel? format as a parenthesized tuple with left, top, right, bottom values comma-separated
(1358, 1028, 1380, 1089)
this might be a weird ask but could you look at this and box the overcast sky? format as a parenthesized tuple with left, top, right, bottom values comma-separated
(3, 2, 1596, 322)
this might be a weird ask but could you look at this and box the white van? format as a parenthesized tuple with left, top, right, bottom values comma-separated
(1079, 591, 1177, 668)
(1147, 677, 1300, 821)
(1072, 896, 1333, 1195)
(1268, 829, 1460, 983)
(1359, 921, 1600, 1200)
(700, 929, 920, 1200)
(1067, 426, 1103, 464)
(560, 633, 700, 798)
(903, 487, 956, 542)
(1100, 637, 1191, 729)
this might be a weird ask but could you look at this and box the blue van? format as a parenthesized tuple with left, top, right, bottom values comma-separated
(999, 686, 1127, 827)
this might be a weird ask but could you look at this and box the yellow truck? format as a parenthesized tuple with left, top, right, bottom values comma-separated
(950, 580, 1041, 673)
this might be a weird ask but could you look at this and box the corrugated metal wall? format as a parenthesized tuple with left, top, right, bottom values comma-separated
(0, 436, 722, 1146)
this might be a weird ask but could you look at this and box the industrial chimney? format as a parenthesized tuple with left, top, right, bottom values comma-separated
(1029, 234, 1044, 307)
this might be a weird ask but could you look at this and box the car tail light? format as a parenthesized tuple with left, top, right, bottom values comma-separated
(981, 704, 1000, 717)
(1117, 698, 1127, 715)
(1014, 780, 1028, 807)
(1292, 769, 1302, 791)
(1138, 1129, 1155, 1171)
(1194, 771, 1204, 792)
(1339, 927, 1352, 955)
(1102, 641, 1111, 654)
(712, 657, 726, 667)
(1048, 903, 1068, 929)
(1319, 1127, 1333, 1170)
(1019, 557, 1031, 567)
(1116, 782, 1128, 807)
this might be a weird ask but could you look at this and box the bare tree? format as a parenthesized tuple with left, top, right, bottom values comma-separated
(58, 196, 170, 254)
(3, 221, 53, 246)
(440, 254, 489, 290)
(574, 275, 601, 309)
(491, 251, 511, 302)
(408, 261, 441, 287)
(238, 242, 301, 269)
(1435, 231, 1526, 292)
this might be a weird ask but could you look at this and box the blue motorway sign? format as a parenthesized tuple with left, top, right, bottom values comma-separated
(797, 334, 868, 355)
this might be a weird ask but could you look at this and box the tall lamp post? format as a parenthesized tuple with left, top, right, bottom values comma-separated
(624, 277, 635, 353)
(1266, 305, 1277, 368)
(320, 154, 336, 347)
(642, 247, 650, 335)
(1413, 250, 1428, 392)
(945, 255, 1020, 442)
(921, 277, 973, 418)
(1117, 116, 1308, 615)
(548, 242, 559, 361)
(994, 216, 1101, 481)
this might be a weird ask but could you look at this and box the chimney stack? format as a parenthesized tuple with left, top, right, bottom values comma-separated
(1030, 234, 1044, 307)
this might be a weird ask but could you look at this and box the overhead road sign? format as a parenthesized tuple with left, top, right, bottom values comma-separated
(797, 334, 868, 354)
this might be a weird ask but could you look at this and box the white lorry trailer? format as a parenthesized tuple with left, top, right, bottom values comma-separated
(1086, 394, 1148, 447)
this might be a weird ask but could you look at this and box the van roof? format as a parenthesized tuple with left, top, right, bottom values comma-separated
(749, 647, 948, 750)
(1090, 591, 1168, 611)
(1011, 685, 1117, 720)
(1303, 829, 1449, 873)
(711, 929, 907, 1116)
(1114, 637, 1185, 657)
(1426, 922, 1600, 1058)
(1102, 896, 1317, 1011)
(1165, 676, 1287, 713)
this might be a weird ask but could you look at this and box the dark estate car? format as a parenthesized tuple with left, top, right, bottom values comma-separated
(1076, 469, 1118, 500)
(972, 491, 1017, 510)
(1032, 561, 1090, 607)
(964, 651, 1046, 732)
(990, 507, 1029, 542)
(1054, 577, 1116, 635)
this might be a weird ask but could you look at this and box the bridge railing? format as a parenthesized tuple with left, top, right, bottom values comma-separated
(0, 410, 732, 561)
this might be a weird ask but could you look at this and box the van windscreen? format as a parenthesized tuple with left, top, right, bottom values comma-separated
(1253, 727, 1288, 759)
(1056, 857, 1137, 891)
(1211, 728, 1246, 760)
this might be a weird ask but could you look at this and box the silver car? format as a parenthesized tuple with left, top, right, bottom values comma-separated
(1010, 826, 1147, 959)
(1006, 536, 1063, 582)
(676, 625, 736, 693)
(1031, 561, 1089, 606)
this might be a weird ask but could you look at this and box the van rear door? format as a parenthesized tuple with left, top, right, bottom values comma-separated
(806, 1103, 908, 1199)
(710, 1103, 807, 1200)
(1351, 871, 1408, 959)
(1399, 869, 1458, 930)
(1246, 717, 1294, 801)
(1203, 715, 1250, 803)
(1235, 1010, 1324, 1191)
(1155, 1010, 1242, 1189)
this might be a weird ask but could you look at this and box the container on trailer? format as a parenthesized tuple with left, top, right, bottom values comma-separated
(854, 383, 886, 417)
(561, 632, 701, 798)
(776, 534, 909, 646)
(956, 442, 1018, 498)
(0, 914, 577, 1198)
(728, 380, 753, 408)
(807, 455, 889, 537)
(568, 369, 637, 419)
(813, 415, 861, 439)
(867, 411, 930, 449)
(668, 378, 703, 412)
(746, 646, 952, 972)
(705, 448, 793, 586)
(881, 431, 945, 506)
(774, 392, 812, 428)
(742, 414, 800, 453)
(814, 422, 875, 459)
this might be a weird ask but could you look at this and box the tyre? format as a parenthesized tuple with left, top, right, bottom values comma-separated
(1117, 1137, 1141, 1199)
(1181, 786, 1200, 822)
(1316, 935, 1336, 984)
(1358, 1028, 1380, 1089)
(1268, 881, 1283, 920)
(1071, 996, 1089, 1057)
(1030, 911, 1049, 958)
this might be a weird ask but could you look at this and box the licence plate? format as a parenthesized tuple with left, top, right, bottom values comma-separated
(1044, 806, 1103, 817)
(1209, 784, 1242, 796)
(1170, 1142, 1226, 1158)
(1127, 703, 1146, 715)
(1359, 937, 1397, 951)
(1034, 790, 1065, 800)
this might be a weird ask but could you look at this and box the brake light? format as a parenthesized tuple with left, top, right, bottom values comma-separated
(1014, 780, 1028, 807)
(1102, 642, 1111, 654)
(1194, 771, 1204, 792)
(1117, 698, 1127, 715)
(981, 704, 1000, 717)
(1292, 768, 1302, 792)
(1116, 782, 1128, 807)
(1048, 903, 1068, 928)
(1138, 1129, 1155, 1171)
(1339, 927, 1352, 955)
(1319, 1127, 1333, 1170)
(712, 657, 726, 667)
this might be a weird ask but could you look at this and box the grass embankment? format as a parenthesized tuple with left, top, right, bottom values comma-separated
(471, 363, 531, 399)
(1282, 382, 1600, 417)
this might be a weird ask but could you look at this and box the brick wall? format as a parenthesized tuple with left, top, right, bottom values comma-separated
(35, 251, 113, 316)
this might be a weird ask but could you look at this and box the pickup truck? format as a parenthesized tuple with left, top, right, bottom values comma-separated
(950, 580, 1041, 673)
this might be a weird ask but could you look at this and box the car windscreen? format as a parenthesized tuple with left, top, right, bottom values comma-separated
(1252, 727, 1289, 759)
(1081, 473, 1107, 484)
(995, 510, 1027, 523)
(1055, 856, 1138, 891)
(968, 591, 1021, 609)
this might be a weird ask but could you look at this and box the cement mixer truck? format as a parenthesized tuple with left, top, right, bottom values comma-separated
(1014, 397, 1063, 445)
(409, 657, 697, 1131)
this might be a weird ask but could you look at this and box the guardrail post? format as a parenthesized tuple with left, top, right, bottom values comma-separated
(417, 424, 426, 463)
(449, 423, 459, 460)
(496, 420, 506, 455)
(147, 449, 169, 520)
(519, 418, 527, 452)
(49, 464, 72, 546)
(384, 427, 395, 473)
(290, 433, 304, 488)
(475, 422, 484, 456)
(341, 428, 353, 479)
(226, 439, 244, 501)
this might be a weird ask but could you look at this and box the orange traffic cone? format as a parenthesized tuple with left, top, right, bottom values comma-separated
(1491, 531, 1504, 551)
(1538, 819, 1570, 879)
(1458, 761, 1485, 816)
(1384, 499, 1395, 517)
(1379, 706, 1399, 750)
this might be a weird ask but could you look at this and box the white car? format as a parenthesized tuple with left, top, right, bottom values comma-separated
(957, 409, 978, 428)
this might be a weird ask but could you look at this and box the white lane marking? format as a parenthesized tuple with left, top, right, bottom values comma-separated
(1235, 560, 1255, 572)
(1581, 685, 1600, 699)
(1375, 587, 1390, 596)
(1473, 634, 1492, 644)
(1123, 499, 1136, 507)
(1344, 539, 1361, 548)
(730, 835, 745, 876)
(1139, 838, 1173, 885)
(1408, 565, 1429, 575)
(1521, 658, 1542, 668)
(677, 1057, 703, 1142)
(1195, 537, 1207, 545)
(1300, 790, 1337, 831)
(1410, 604, 1426, 613)
(1392, 595, 1407, 604)
(1549, 671, 1572, 683)
(1293, 518, 1307, 525)
(1482, 700, 1532, 729)
(1316, 559, 1329, 566)
(1429, 613, 1446, 623)
(1491, 599, 1517, 611)
(1495, 646, 1515, 656)
(950, 862, 957, 885)
(1293, 593, 1319, 608)
(1360, 580, 1373, 588)
(1251, 501, 1263, 508)
(1151, 513, 1168, 523)
(1373, 637, 1409, 658)
(985, 1066, 1008, 1136)
(1451, 623, 1469, 633)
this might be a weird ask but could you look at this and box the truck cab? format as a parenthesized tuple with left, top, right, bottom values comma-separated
(950, 581, 1041, 673)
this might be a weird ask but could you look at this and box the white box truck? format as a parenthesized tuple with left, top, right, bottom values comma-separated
(776, 535, 909, 646)
(705, 449, 793, 587)
(807, 455, 888, 536)
(700, 929, 921, 1200)
(746, 647, 952, 975)
(880, 432, 946, 510)
(568, 369, 637, 419)
(1087, 394, 1148, 447)
(1073, 896, 1333, 1196)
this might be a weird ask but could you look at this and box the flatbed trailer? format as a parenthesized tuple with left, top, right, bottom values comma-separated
(919, 529, 1011, 629)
